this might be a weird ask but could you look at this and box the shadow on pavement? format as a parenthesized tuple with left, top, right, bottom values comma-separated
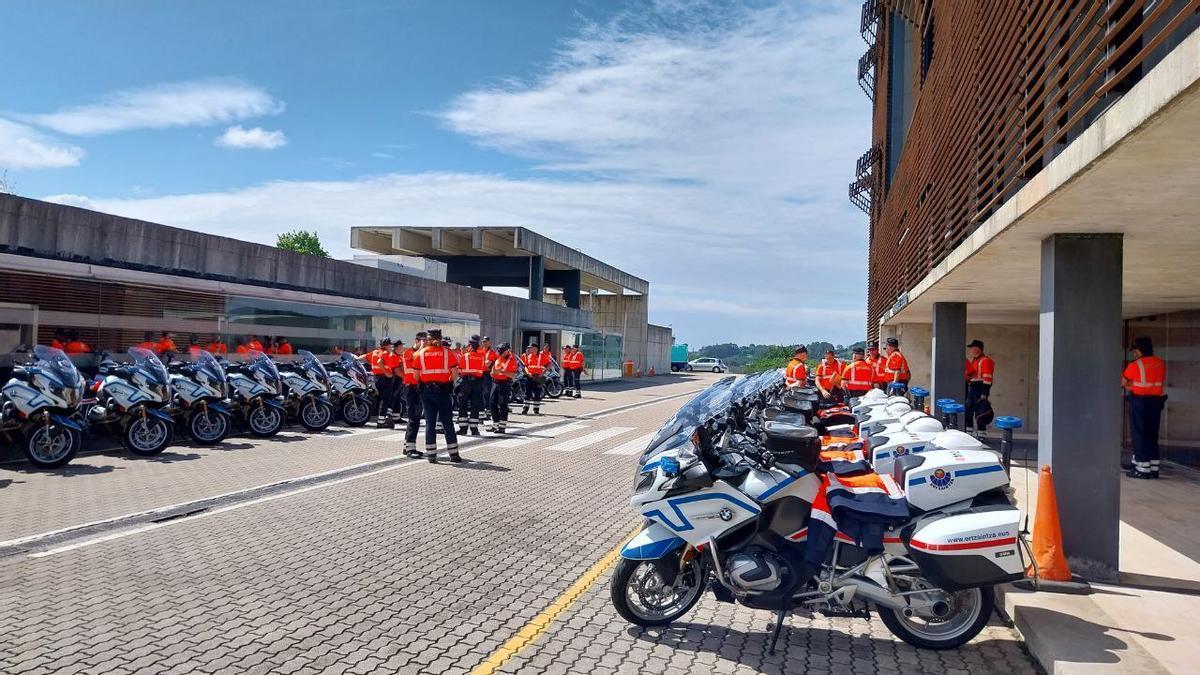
(209, 441, 256, 451)
(450, 459, 510, 473)
(261, 433, 308, 443)
(138, 451, 204, 463)
(1015, 605, 1172, 667)
(5, 462, 118, 477)
(1115, 572, 1200, 596)
(629, 620, 1026, 666)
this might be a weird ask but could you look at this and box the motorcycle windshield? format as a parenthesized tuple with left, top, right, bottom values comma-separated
(339, 352, 367, 376)
(640, 377, 735, 460)
(247, 350, 280, 383)
(195, 349, 226, 383)
(33, 345, 83, 392)
(128, 346, 169, 385)
(299, 350, 329, 381)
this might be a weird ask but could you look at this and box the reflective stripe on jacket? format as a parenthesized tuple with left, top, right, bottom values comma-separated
(966, 355, 995, 384)
(1124, 356, 1166, 396)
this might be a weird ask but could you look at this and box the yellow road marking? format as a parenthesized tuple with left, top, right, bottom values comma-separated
(471, 524, 643, 675)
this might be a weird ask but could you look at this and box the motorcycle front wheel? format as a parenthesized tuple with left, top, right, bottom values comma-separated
(24, 423, 79, 469)
(300, 399, 334, 431)
(877, 584, 994, 650)
(124, 416, 173, 456)
(189, 409, 231, 445)
(247, 405, 285, 437)
(544, 379, 564, 399)
(339, 397, 371, 426)
(610, 556, 706, 627)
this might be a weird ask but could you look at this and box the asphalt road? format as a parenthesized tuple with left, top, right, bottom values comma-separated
(0, 374, 1036, 674)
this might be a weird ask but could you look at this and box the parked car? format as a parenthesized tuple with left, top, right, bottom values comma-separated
(686, 357, 728, 373)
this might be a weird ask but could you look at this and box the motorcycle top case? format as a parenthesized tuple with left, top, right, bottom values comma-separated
(905, 506, 1024, 591)
(895, 448, 1007, 513)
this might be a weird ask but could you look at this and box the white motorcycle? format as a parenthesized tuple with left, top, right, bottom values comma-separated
(89, 347, 176, 456)
(326, 352, 372, 427)
(612, 372, 1025, 651)
(280, 350, 334, 432)
(0, 345, 85, 468)
(168, 350, 233, 445)
(226, 350, 287, 437)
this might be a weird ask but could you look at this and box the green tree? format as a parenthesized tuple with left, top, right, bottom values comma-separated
(276, 229, 330, 257)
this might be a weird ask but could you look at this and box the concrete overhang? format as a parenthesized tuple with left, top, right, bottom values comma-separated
(350, 226, 648, 296)
(882, 29, 1200, 327)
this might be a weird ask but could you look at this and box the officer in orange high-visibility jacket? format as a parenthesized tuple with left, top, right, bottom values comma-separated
(785, 347, 808, 387)
(1123, 336, 1167, 479)
(520, 343, 551, 415)
(489, 343, 519, 434)
(815, 350, 842, 403)
(840, 347, 874, 399)
(457, 336, 487, 436)
(415, 329, 461, 463)
(562, 345, 586, 398)
(965, 339, 996, 438)
(401, 332, 427, 458)
(883, 337, 910, 393)
(866, 342, 887, 389)
(371, 338, 396, 427)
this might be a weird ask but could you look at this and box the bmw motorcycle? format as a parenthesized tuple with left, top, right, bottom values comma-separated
(226, 350, 286, 437)
(612, 372, 1025, 651)
(0, 346, 85, 468)
(168, 350, 233, 445)
(326, 352, 372, 426)
(279, 350, 334, 432)
(90, 347, 176, 456)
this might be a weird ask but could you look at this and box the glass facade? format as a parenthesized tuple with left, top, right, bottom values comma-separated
(576, 331, 624, 382)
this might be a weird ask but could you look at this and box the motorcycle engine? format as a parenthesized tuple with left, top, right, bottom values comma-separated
(727, 548, 786, 592)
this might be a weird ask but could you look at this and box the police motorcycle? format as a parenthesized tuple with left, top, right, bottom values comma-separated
(89, 347, 176, 455)
(613, 373, 1025, 651)
(167, 350, 233, 445)
(0, 345, 85, 468)
(543, 369, 565, 399)
(225, 350, 287, 437)
(326, 352, 372, 426)
(278, 350, 335, 432)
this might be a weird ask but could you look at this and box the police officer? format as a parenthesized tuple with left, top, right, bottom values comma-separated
(520, 343, 550, 415)
(883, 337, 911, 394)
(784, 346, 808, 388)
(865, 341, 886, 390)
(965, 339, 995, 439)
(415, 328, 461, 463)
(562, 345, 585, 398)
(457, 336, 487, 436)
(371, 338, 397, 427)
(489, 343, 519, 433)
(840, 347, 874, 399)
(480, 336, 498, 417)
(1123, 336, 1167, 479)
(401, 332, 427, 458)
(814, 350, 842, 404)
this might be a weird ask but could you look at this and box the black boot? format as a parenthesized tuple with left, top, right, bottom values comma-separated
(449, 453, 463, 463)
(426, 453, 438, 463)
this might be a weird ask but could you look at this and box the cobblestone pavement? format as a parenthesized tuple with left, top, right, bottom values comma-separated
(0, 373, 1037, 674)
(0, 374, 710, 542)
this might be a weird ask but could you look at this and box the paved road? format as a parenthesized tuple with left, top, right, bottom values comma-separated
(0, 374, 1036, 674)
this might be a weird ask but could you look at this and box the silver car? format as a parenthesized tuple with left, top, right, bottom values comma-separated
(686, 357, 728, 373)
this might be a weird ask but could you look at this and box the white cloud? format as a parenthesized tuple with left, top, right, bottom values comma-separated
(20, 79, 284, 136)
(215, 125, 287, 150)
(0, 118, 84, 169)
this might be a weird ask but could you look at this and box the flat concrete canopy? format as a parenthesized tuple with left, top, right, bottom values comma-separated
(351, 226, 648, 296)
(882, 31, 1200, 327)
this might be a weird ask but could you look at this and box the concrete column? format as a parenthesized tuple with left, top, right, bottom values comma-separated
(1038, 233, 1123, 579)
(528, 256, 544, 302)
(931, 303, 967, 406)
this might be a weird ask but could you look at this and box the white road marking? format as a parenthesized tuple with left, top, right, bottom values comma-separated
(604, 432, 657, 456)
(19, 386, 706, 556)
(477, 422, 591, 449)
(546, 427, 636, 452)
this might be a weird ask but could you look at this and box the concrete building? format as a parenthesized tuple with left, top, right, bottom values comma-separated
(0, 195, 670, 379)
(854, 1, 1200, 577)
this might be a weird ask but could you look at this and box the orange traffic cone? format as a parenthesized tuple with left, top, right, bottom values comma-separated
(1026, 465, 1072, 582)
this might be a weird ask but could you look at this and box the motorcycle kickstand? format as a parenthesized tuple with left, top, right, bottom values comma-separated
(767, 605, 788, 655)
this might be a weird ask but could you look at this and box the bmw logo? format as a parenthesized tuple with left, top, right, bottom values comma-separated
(894, 446, 908, 456)
(719, 508, 734, 522)
(930, 468, 955, 490)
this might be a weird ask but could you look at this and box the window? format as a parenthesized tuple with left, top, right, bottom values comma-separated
(921, 11, 935, 84)
(885, 11, 918, 187)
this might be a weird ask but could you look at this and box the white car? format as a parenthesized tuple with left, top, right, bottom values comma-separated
(687, 357, 728, 373)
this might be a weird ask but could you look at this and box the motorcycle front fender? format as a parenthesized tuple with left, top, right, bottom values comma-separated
(144, 407, 174, 423)
(353, 393, 371, 405)
(204, 401, 231, 416)
(621, 521, 687, 560)
(49, 414, 83, 431)
(261, 397, 286, 411)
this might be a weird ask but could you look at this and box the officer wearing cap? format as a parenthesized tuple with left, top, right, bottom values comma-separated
(866, 341, 886, 389)
(1123, 336, 1167, 479)
(371, 337, 395, 427)
(456, 335, 487, 436)
(965, 339, 995, 439)
(480, 336, 498, 416)
(785, 347, 808, 388)
(489, 343, 519, 433)
(840, 347, 874, 399)
(883, 337, 910, 393)
(402, 331, 428, 457)
(415, 328, 461, 463)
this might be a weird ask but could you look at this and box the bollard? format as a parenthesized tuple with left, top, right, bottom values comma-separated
(936, 398, 956, 428)
(910, 386, 928, 412)
(995, 416, 1024, 474)
(942, 402, 965, 431)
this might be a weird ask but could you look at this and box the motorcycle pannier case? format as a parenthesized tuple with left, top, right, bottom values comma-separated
(763, 421, 820, 471)
(904, 506, 1024, 591)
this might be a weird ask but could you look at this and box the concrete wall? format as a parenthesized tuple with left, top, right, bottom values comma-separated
(0, 194, 590, 349)
(646, 324, 673, 375)
(587, 293, 650, 371)
(893, 321, 1040, 431)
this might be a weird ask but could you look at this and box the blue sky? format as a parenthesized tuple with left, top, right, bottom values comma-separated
(0, 0, 870, 347)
